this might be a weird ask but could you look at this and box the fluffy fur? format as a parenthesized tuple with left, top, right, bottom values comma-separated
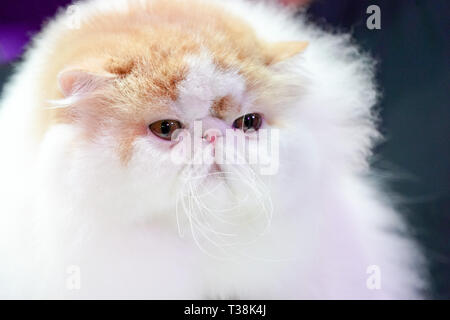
(0, 0, 425, 299)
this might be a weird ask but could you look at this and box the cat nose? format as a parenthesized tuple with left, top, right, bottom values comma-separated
(203, 130, 220, 143)
(199, 117, 226, 143)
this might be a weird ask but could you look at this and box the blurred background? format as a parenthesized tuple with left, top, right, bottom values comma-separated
(0, 0, 448, 299)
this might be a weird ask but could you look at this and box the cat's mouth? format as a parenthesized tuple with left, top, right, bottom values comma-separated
(209, 163, 221, 174)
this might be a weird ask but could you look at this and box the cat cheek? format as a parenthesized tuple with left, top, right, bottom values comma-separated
(114, 126, 147, 165)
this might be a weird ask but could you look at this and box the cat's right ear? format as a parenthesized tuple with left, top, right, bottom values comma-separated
(57, 68, 115, 97)
(265, 41, 308, 66)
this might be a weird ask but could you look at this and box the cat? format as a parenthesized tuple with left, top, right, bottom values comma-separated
(0, 0, 425, 299)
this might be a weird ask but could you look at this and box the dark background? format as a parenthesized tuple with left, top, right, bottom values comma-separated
(0, 0, 448, 299)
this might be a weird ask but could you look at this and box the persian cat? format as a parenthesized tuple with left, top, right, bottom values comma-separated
(0, 0, 425, 299)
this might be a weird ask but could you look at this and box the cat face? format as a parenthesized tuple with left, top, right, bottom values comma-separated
(43, 2, 309, 253)
(31, 0, 379, 257)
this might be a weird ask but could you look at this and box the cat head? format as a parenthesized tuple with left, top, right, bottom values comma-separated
(40, 0, 378, 254)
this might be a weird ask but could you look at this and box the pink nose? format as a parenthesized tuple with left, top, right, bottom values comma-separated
(204, 131, 218, 143)
(199, 117, 226, 144)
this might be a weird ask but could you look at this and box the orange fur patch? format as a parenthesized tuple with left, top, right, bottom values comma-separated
(210, 95, 239, 119)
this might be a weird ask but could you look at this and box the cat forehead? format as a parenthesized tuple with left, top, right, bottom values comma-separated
(173, 51, 246, 119)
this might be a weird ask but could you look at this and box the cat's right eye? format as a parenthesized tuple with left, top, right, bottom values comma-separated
(149, 120, 182, 141)
(232, 113, 262, 132)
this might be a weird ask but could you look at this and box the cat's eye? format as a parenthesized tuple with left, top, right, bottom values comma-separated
(149, 120, 182, 140)
(232, 113, 262, 132)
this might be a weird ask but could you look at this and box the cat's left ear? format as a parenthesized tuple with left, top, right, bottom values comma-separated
(265, 41, 308, 65)
(58, 68, 115, 97)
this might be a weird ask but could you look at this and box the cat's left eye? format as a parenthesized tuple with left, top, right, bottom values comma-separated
(149, 120, 182, 140)
(232, 113, 262, 132)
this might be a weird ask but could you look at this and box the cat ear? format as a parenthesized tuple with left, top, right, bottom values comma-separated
(265, 41, 308, 65)
(57, 68, 114, 97)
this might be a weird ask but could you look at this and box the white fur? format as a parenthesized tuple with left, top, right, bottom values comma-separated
(0, 0, 425, 299)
